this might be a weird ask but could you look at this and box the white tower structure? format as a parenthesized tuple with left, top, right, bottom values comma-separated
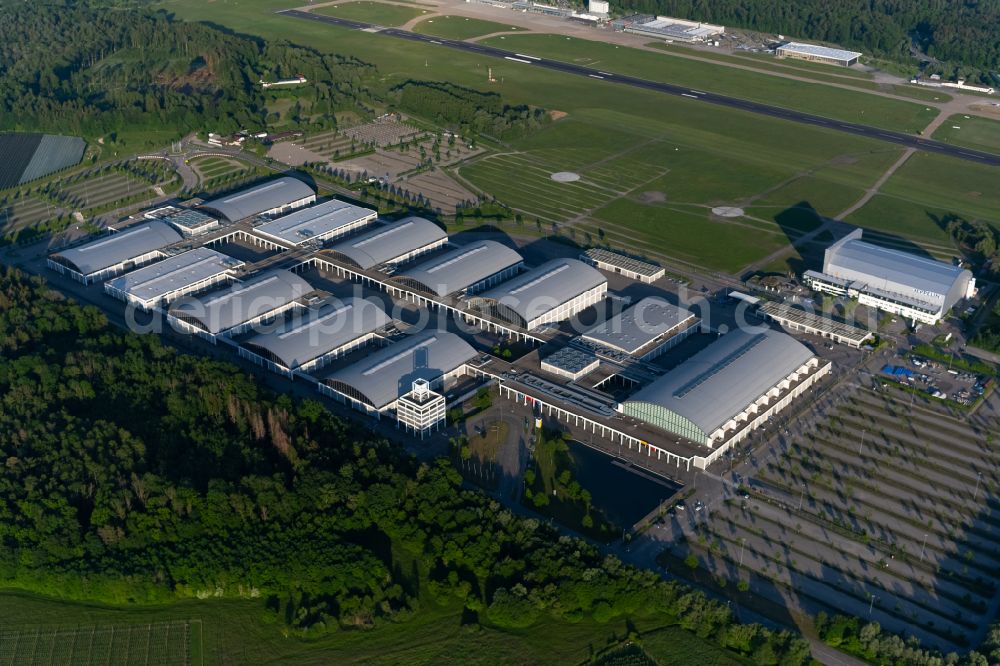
(396, 379, 446, 438)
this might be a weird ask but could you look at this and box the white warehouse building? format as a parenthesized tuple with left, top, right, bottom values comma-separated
(469, 258, 607, 330)
(804, 229, 975, 325)
(47, 221, 182, 284)
(201, 177, 316, 222)
(253, 198, 377, 247)
(620, 328, 830, 455)
(103, 247, 243, 311)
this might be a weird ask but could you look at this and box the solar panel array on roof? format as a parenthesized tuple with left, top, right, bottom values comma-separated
(201, 177, 315, 222)
(254, 198, 376, 246)
(53, 221, 182, 275)
(582, 297, 696, 354)
(104, 247, 242, 304)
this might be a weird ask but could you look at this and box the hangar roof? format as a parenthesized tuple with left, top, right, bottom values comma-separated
(323, 329, 476, 409)
(624, 328, 814, 436)
(201, 177, 314, 222)
(825, 233, 970, 302)
(582, 297, 697, 354)
(475, 258, 606, 326)
(254, 198, 376, 246)
(53, 221, 181, 275)
(325, 217, 447, 269)
(169, 269, 313, 335)
(392, 240, 523, 297)
(242, 297, 390, 369)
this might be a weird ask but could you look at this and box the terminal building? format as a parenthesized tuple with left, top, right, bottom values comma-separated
(319, 330, 476, 415)
(47, 221, 182, 284)
(580, 296, 699, 360)
(776, 42, 861, 67)
(620, 328, 829, 451)
(803, 229, 975, 325)
(253, 198, 377, 248)
(389, 240, 523, 298)
(238, 297, 390, 376)
(469, 258, 607, 330)
(103, 247, 243, 310)
(201, 177, 316, 222)
(323, 217, 448, 271)
(167, 269, 314, 341)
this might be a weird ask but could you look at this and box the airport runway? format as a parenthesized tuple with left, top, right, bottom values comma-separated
(279, 9, 1000, 167)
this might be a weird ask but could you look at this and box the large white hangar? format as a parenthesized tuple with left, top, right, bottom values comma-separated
(620, 328, 829, 452)
(168, 269, 314, 340)
(104, 247, 243, 311)
(201, 177, 315, 222)
(804, 229, 975, 325)
(581, 296, 699, 360)
(238, 297, 390, 376)
(469, 258, 607, 330)
(389, 240, 523, 298)
(47, 221, 182, 284)
(253, 198, 377, 248)
(323, 217, 448, 270)
(319, 329, 476, 414)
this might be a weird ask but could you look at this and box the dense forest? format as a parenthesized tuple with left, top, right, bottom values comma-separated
(395, 81, 551, 139)
(0, 0, 376, 142)
(617, 0, 1000, 79)
(0, 265, 819, 661)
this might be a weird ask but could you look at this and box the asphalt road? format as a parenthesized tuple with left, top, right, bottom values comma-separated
(279, 9, 1000, 168)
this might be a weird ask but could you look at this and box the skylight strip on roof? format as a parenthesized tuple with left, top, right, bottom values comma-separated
(361, 337, 437, 376)
(353, 221, 413, 248)
(508, 263, 569, 295)
(425, 245, 487, 274)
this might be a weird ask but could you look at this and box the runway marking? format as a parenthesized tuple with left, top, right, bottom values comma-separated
(681, 93, 699, 99)
(430, 40, 441, 44)
(505, 56, 533, 64)
(689, 90, 707, 95)
(589, 74, 604, 79)
(598, 71, 613, 76)
(515, 53, 541, 61)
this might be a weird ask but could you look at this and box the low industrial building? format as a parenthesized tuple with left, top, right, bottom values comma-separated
(581, 296, 699, 360)
(580, 248, 665, 283)
(323, 217, 448, 270)
(389, 240, 523, 298)
(238, 296, 390, 376)
(620, 328, 829, 450)
(803, 229, 975, 325)
(319, 329, 476, 415)
(201, 177, 316, 222)
(104, 247, 243, 310)
(615, 14, 724, 42)
(541, 346, 600, 380)
(47, 221, 182, 284)
(396, 379, 447, 437)
(168, 269, 314, 341)
(470, 258, 607, 330)
(588, 0, 609, 15)
(757, 301, 874, 348)
(165, 209, 220, 237)
(253, 198, 377, 247)
(776, 42, 861, 67)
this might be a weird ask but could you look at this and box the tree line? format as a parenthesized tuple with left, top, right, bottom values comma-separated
(394, 81, 551, 140)
(0, 265, 814, 661)
(0, 0, 376, 144)
(615, 0, 1000, 80)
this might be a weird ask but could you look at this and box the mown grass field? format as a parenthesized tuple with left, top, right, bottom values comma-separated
(931, 113, 1000, 153)
(313, 1, 430, 26)
(0, 591, 745, 666)
(413, 15, 524, 40)
(480, 34, 937, 133)
(158, 0, 979, 275)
